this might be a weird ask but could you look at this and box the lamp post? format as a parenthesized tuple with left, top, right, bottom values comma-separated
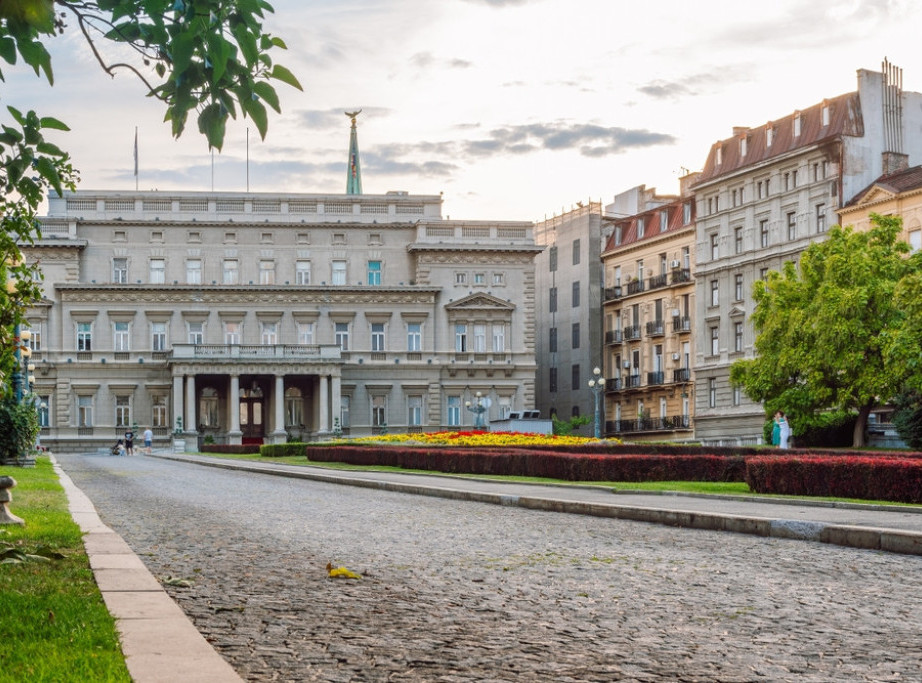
(587, 367, 606, 439)
(465, 391, 488, 430)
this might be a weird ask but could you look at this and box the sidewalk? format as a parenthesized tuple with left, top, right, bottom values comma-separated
(56, 450, 922, 682)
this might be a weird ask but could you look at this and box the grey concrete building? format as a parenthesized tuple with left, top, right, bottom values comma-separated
(691, 62, 922, 444)
(25, 190, 542, 451)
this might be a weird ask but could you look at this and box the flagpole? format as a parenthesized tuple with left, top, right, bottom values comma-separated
(134, 126, 139, 191)
(246, 127, 250, 192)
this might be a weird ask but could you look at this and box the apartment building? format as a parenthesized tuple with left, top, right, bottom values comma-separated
(600, 181, 697, 440)
(691, 62, 922, 444)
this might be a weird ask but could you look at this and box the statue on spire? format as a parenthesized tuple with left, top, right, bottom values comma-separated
(345, 110, 363, 195)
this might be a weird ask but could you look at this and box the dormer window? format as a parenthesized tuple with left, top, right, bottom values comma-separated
(716, 145, 723, 166)
(793, 112, 802, 137)
(740, 136, 747, 158)
(822, 102, 830, 127)
(766, 125, 774, 148)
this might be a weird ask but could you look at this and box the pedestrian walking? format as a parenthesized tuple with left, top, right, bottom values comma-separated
(124, 429, 135, 456)
(143, 427, 153, 455)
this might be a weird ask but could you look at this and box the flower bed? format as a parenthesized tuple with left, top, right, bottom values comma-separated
(746, 455, 922, 504)
(346, 430, 604, 447)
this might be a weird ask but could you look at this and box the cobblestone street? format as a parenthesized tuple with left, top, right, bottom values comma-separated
(58, 453, 922, 682)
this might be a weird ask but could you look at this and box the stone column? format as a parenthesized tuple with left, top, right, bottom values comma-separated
(272, 374, 286, 444)
(331, 374, 341, 434)
(185, 374, 196, 436)
(173, 375, 184, 433)
(228, 374, 242, 445)
(318, 374, 329, 433)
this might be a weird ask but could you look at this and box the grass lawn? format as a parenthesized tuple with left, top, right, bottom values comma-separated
(0, 457, 130, 682)
(193, 451, 922, 508)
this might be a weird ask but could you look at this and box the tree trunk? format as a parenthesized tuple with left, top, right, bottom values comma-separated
(852, 403, 874, 448)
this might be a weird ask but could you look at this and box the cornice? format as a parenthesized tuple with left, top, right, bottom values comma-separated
(57, 286, 440, 306)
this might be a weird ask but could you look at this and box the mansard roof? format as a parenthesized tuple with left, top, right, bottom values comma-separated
(694, 91, 862, 186)
(602, 195, 693, 253)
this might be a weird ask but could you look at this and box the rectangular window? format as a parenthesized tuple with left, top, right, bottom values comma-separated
(186, 259, 202, 285)
(760, 219, 769, 248)
(152, 395, 168, 428)
(151, 322, 166, 351)
(223, 259, 238, 285)
(710, 233, 719, 260)
(455, 272, 467, 285)
(549, 246, 557, 272)
(115, 396, 130, 427)
(332, 260, 346, 285)
(407, 323, 421, 351)
(492, 324, 505, 352)
(708, 378, 717, 408)
(710, 280, 719, 307)
(571, 363, 580, 389)
(473, 272, 485, 285)
(296, 260, 311, 285)
(113, 321, 130, 351)
(571, 322, 580, 349)
(710, 326, 719, 356)
(816, 204, 826, 233)
(637, 218, 645, 238)
(188, 321, 204, 345)
(78, 395, 93, 427)
(549, 367, 558, 393)
(340, 395, 351, 429)
(787, 212, 797, 240)
(259, 260, 276, 285)
(734, 227, 743, 254)
(408, 395, 422, 426)
(683, 201, 692, 224)
(447, 396, 462, 427)
(735, 273, 744, 301)
(285, 394, 303, 428)
(910, 230, 922, 253)
(224, 321, 241, 345)
(113, 258, 128, 284)
(473, 324, 486, 352)
(261, 322, 277, 345)
(335, 322, 349, 350)
(660, 209, 669, 232)
(572, 238, 581, 265)
(492, 272, 505, 286)
(549, 327, 557, 353)
(455, 324, 468, 352)
(371, 395, 387, 427)
(367, 260, 382, 286)
(549, 287, 557, 313)
(572, 281, 580, 308)
(77, 322, 92, 351)
(734, 322, 744, 352)
(733, 385, 742, 407)
(149, 259, 165, 284)
(371, 323, 385, 351)
(298, 322, 314, 345)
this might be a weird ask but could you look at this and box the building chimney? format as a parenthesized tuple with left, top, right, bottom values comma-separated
(882, 151, 909, 176)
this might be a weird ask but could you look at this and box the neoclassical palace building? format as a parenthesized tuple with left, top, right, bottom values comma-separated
(25, 186, 542, 451)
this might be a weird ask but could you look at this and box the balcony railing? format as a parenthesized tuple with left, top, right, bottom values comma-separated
(646, 371, 665, 385)
(673, 367, 691, 382)
(171, 343, 341, 360)
(603, 286, 623, 301)
(625, 374, 642, 388)
(672, 316, 691, 333)
(626, 280, 645, 295)
(671, 268, 692, 284)
(605, 329, 623, 344)
(605, 377, 623, 391)
(645, 320, 665, 336)
(605, 415, 692, 434)
(648, 273, 668, 290)
(624, 326, 642, 341)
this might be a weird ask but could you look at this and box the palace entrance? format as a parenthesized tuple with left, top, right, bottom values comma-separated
(240, 383, 265, 443)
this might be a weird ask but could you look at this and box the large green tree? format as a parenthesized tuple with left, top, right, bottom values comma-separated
(730, 214, 920, 447)
(0, 0, 302, 393)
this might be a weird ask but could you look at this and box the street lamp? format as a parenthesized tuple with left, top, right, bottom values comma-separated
(465, 391, 489, 430)
(587, 367, 606, 439)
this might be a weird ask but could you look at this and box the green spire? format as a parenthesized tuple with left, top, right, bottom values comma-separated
(345, 110, 362, 195)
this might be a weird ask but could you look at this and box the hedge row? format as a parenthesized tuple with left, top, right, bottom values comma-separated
(199, 444, 262, 454)
(746, 456, 922, 504)
(304, 445, 746, 482)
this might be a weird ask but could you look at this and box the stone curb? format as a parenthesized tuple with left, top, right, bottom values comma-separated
(51, 456, 243, 683)
(152, 453, 922, 557)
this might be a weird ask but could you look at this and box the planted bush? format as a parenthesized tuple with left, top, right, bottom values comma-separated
(260, 443, 308, 458)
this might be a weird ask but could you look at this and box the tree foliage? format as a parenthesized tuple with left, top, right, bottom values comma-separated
(0, 0, 301, 394)
(730, 214, 919, 447)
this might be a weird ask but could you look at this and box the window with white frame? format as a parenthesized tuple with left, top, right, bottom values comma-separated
(335, 322, 349, 350)
(77, 322, 93, 351)
(188, 321, 204, 344)
(455, 324, 468, 352)
(151, 322, 166, 351)
(492, 324, 505, 352)
(735, 273, 744, 301)
(733, 385, 742, 406)
(24, 323, 40, 351)
(473, 272, 485, 285)
(710, 233, 719, 260)
(152, 395, 168, 427)
(371, 323, 385, 351)
(296, 260, 311, 285)
(492, 272, 505, 286)
(149, 258, 165, 284)
(199, 387, 218, 426)
(407, 323, 421, 351)
(734, 322, 744, 352)
(683, 201, 692, 224)
(78, 395, 94, 427)
(298, 322, 314, 345)
(340, 395, 351, 428)
(708, 378, 717, 408)
(760, 219, 769, 248)
(910, 230, 922, 253)
(710, 280, 719, 307)
(787, 212, 797, 240)
(332, 260, 346, 285)
(223, 259, 238, 284)
(447, 395, 462, 426)
(224, 321, 241, 345)
(710, 326, 719, 355)
(259, 260, 276, 284)
(113, 257, 128, 284)
(794, 113, 801, 137)
(408, 395, 422, 426)
(371, 395, 387, 427)
(115, 395, 131, 427)
(660, 209, 669, 232)
(261, 321, 278, 345)
(37, 396, 50, 427)
(367, 260, 382, 285)
(816, 204, 826, 233)
(734, 226, 743, 254)
(285, 388, 303, 427)
(113, 321, 130, 351)
(637, 217, 645, 238)
(473, 324, 486, 352)
(186, 259, 202, 284)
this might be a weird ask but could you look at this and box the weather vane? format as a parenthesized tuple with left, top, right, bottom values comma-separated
(345, 109, 362, 126)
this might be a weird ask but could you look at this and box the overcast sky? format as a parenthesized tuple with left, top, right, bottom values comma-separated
(7, 0, 922, 220)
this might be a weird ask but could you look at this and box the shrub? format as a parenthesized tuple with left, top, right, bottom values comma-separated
(260, 443, 308, 458)
(199, 444, 261, 454)
(0, 395, 39, 464)
(892, 391, 922, 450)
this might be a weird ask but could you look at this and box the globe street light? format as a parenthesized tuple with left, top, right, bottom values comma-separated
(465, 391, 488, 430)
(587, 367, 606, 439)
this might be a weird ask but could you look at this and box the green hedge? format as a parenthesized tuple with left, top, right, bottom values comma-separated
(260, 442, 308, 457)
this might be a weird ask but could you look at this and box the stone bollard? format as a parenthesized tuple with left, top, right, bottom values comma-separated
(0, 476, 25, 526)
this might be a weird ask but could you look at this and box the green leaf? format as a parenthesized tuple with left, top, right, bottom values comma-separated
(196, 102, 226, 150)
(0, 36, 17, 66)
(38, 116, 69, 132)
(269, 63, 302, 91)
(241, 96, 268, 139)
(252, 81, 280, 113)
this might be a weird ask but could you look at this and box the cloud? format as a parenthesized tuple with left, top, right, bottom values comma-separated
(410, 51, 473, 71)
(636, 66, 756, 100)
(460, 0, 532, 6)
(292, 107, 393, 129)
(462, 122, 676, 157)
